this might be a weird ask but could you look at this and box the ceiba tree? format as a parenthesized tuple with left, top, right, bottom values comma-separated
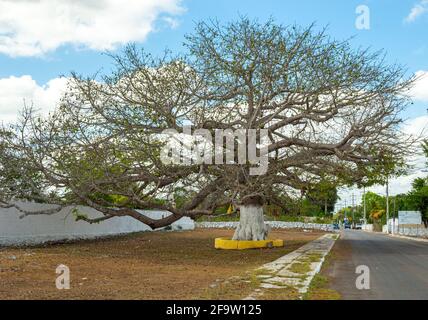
(0, 18, 417, 240)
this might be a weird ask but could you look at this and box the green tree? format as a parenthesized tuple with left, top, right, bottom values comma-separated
(363, 191, 386, 223)
(305, 179, 338, 216)
(396, 140, 428, 223)
(405, 178, 428, 222)
(1, 18, 418, 240)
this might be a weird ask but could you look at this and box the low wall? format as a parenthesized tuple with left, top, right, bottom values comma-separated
(362, 224, 373, 232)
(379, 219, 428, 238)
(396, 226, 428, 238)
(0, 202, 194, 246)
(196, 221, 335, 232)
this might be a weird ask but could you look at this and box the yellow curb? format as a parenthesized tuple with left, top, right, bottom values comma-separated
(215, 238, 284, 250)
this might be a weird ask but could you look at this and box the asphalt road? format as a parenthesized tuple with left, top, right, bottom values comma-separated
(328, 230, 428, 300)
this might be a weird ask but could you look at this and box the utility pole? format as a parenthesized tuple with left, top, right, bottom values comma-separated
(386, 176, 390, 234)
(392, 196, 396, 235)
(363, 186, 367, 225)
(352, 193, 355, 226)
(344, 199, 347, 221)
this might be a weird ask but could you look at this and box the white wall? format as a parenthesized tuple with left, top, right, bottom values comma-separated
(362, 224, 373, 232)
(0, 201, 194, 246)
(396, 225, 428, 237)
(196, 221, 336, 232)
(381, 218, 428, 237)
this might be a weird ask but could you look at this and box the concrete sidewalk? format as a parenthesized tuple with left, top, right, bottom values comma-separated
(244, 233, 338, 300)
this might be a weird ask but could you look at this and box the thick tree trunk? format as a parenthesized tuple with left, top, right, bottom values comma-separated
(232, 195, 270, 240)
(232, 204, 270, 240)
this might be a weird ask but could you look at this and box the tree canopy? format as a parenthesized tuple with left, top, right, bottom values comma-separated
(0, 18, 418, 230)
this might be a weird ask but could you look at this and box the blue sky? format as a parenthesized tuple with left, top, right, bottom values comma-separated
(0, 0, 427, 117)
(0, 0, 427, 202)
(0, 1, 426, 78)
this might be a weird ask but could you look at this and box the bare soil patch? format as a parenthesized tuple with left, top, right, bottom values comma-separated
(0, 228, 324, 300)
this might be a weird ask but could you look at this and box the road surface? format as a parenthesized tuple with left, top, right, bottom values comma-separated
(328, 230, 428, 300)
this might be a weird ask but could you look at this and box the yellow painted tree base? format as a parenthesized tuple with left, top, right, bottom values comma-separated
(215, 238, 284, 250)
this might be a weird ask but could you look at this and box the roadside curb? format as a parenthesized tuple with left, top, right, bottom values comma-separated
(386, 233, 428, 243)
(361, 229, 428, 243)
(243, 233, 339, 300)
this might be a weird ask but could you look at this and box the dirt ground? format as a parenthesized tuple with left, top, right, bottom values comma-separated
(0, 228, 324, 300)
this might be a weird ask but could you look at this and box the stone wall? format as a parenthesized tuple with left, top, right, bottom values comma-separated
(397, 226, 428, 238)
(364, 223, 428, 238)
(380, 219, 428, 238)
(196, 221, 335, 232)
(0, 201, 194, 246)
(362, 224, 373, 232)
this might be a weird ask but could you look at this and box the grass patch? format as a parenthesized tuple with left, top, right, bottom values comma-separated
(253, 268, 276, 277)
(258, 287, 301, 300)
(288, 262, 311, 274)
(298, 253, 323, 263)
(303, 246, 341, 300)
(285, 274, 309, 281)
(310, 273, 328, 287)
(249, 272, 262, 287)
(303, 274, 341, 300)
(268, 280, 287, 287)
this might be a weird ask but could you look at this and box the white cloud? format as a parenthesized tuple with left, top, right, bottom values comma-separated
(0, 0, 184, 57)
(405, 0, 428, 23)
(402, 114, 428, 137)
(0, 75, 68, 124)
(409, 70, 428, 102)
